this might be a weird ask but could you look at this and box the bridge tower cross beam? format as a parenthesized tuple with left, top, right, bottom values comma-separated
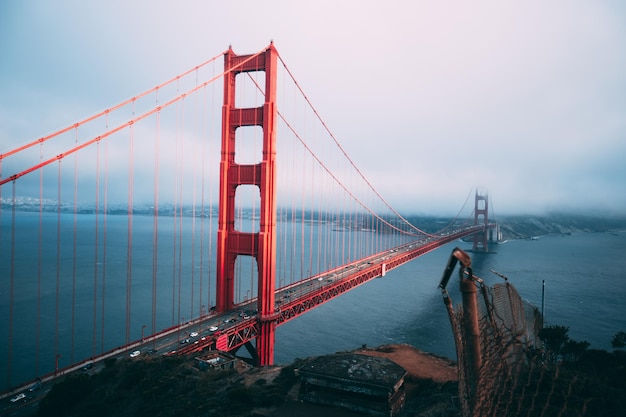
(216, 44, 278, 365)
(472, 191, 489, 252)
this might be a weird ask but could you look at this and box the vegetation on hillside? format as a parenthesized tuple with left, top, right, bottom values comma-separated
(31, 327, 626, 417)
(37, 356, 298, 417)
(510, 326, 626, 416)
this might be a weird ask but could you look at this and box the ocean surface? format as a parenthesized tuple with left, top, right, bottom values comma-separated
(1, 212, 625, 392)
(275, 230, 626, 364)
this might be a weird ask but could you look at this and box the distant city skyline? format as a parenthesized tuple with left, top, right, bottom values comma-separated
(1, 1, 625, 216)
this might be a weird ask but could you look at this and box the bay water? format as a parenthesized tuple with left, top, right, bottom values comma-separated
(1, 212, 625, 392)
(276, 230, 626, 364)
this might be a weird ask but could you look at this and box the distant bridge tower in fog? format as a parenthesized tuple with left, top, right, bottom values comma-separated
(473, 191, 490, 252)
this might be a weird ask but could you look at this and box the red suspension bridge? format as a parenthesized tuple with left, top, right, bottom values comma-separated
(0, 43, 494, 396)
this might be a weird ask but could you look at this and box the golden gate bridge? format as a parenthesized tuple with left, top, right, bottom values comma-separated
(0, 43, 494, 397)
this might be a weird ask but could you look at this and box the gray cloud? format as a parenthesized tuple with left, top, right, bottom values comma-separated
(1, 0, 625, 216)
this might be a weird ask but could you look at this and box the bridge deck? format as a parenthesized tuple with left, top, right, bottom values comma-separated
(176, 225, 485, 356)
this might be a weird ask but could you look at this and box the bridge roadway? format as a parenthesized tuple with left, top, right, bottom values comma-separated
(175, 224, 486, 356)
(1, 225, 486, 409)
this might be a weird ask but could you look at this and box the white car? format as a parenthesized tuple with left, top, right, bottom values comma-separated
(190, 332, 199, 337)
(129, 350, 141, 358)
(209, 326, 218, 332)
(10, 393, 26, 403)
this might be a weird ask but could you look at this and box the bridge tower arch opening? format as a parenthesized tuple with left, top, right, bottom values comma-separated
(216, 44, 278, 365)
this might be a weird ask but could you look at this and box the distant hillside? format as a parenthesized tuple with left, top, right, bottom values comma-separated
(3, 197, 624, 241)
(497, 213, 626, 240)
(404, 213, 626, 241)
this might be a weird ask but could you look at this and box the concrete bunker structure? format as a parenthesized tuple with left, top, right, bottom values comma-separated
(195, 351, 238, 371)
(296, 353, 407, 416)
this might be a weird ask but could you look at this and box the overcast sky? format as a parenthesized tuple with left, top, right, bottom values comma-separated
(1, 0, 625, 216)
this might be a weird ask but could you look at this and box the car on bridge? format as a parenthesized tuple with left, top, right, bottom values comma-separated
(190, 332, 199, 337)
(28, 379, 42, 392)
(10, 393, 26, 403)
(129, 350, 141, 358)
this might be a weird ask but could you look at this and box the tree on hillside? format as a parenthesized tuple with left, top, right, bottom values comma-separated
(611, 331, 626, 349)
(562, 339, 590, 362)
(538, 325, 592, 364)
(539, 325, 571, 364)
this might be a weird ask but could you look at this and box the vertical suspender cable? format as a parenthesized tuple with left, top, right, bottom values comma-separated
(7, 183, 16, 387)
(36, 145, 43, 376)
(191, 129, 197, 318)
(251, 76, 257, 301)
(0, 160, 2, 241)
(178, 99, 184, 324)
(354, 176, 359, 260)
(0, 166, 2, 243)
(206, 58, 217, 311)
(299, 103, 305, 280)
(235, 149, 241, 303)
(234, 100, 242, 303)
(207, 136, 213, 311)
(71, 128, 78, 364)
(207, 152, 213, 311)
(342, 185, 347, 266)
(321, 175, 328, 278)
(172, 163, 177, 327)
(198, 84, 206, 316)
(93, 142, 100, 357)
(347, 176, 352, 264)
(308, 119, 314, 278)
(199, 99, 204, 316)
(55, 161, 62, 373)
(152, 108, 160, 340)
(340, 189, 345, 267)
(276, 68, 284, 290)
(278, 205, 285, 288)
(102, 132, 109, 353)
(289, 87, 297, 285)
(315, 132, 323, 277)
(175, 98, 180, 327)
(203, 72, 211, 311)
(330, 163, 337, 269)
(191, 70, 198, 318)
(172, 85, 180, 328)
(301, 137, 306, 279)
(126, 120, 134, 345)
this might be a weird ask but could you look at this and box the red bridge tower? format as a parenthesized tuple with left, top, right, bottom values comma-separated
(216, 44, 278, 365)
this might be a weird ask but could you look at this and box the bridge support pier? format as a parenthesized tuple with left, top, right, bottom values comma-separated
(216, 44, 279, 365)
(256, 316, 278, 365)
